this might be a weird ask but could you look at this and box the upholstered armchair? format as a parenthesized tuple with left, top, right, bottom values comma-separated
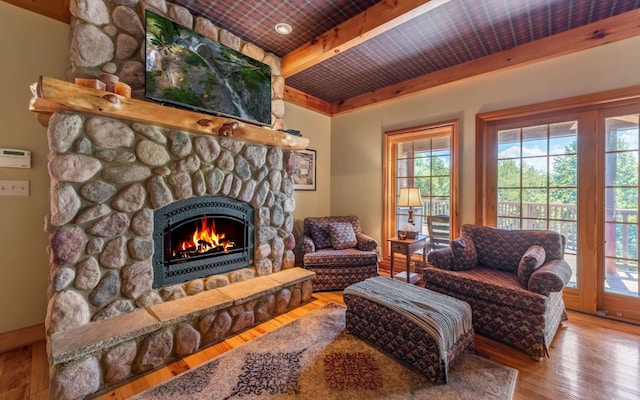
(302, 216, 379, 291)
(424, 224, 572, 359)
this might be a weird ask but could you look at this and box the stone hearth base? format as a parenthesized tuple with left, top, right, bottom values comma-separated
(49, 268, 315, 399)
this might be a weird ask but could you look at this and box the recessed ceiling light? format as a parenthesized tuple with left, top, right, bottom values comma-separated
(275, 23, 292, 35)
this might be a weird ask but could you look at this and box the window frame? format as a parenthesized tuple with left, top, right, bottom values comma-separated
(383, 119, 460, 260)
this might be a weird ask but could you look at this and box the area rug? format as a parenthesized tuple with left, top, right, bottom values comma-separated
(131, 305, 517, 400)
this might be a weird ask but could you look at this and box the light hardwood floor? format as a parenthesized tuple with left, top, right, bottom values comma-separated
(1, 290, 639, 400)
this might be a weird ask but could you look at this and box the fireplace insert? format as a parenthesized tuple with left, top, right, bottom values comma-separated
(152, 196, 254, 288)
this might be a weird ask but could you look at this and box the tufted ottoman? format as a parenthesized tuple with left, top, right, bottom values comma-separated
(343, 276, 474, 384)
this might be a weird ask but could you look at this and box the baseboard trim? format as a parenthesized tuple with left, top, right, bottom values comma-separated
(0, 323, 45, 353)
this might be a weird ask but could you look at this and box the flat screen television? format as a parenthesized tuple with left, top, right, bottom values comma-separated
(144, 10, 272, 127)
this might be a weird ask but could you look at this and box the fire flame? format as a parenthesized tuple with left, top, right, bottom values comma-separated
(173, 217, 235, 258)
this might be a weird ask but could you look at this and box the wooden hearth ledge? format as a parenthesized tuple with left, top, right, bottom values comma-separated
(29, 76, 309, 150)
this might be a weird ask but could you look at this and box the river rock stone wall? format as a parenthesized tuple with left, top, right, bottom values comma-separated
(45, 111, 305, 399)
(46, 111, 297, 332)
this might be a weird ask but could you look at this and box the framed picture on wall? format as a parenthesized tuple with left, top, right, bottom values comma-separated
(293, 149, 316, 191)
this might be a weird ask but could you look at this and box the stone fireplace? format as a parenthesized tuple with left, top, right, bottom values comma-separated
(35, 1, 314, 398)
(43, 109, 313, 399)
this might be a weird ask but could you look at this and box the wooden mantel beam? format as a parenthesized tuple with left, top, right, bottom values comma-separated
(29, 76, 310, 150)
(281, 0, 452, 78)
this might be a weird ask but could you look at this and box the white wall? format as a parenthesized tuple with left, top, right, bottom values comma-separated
(0, 2, 69, 333)
(331, 35, 640, 245)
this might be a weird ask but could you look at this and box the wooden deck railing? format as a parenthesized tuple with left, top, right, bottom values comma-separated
(416, 200, 637, 262)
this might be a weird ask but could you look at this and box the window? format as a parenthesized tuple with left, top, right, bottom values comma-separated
(495, 121, 579, 287)
(397, 137, 452, 221)
(383, 120, 459, 257)
(603, 113, 640, 298)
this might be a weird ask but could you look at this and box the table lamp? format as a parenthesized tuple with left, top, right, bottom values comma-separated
(398, 187, 422, 238)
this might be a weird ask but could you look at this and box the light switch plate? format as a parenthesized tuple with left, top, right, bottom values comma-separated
(0, 180, 29, 196)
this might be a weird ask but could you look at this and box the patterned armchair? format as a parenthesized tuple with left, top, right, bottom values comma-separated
(302, 216, 379, 291)
(424, 224, 572, 359)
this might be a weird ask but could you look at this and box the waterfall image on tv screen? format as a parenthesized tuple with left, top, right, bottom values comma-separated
(144, 11, 272, 126)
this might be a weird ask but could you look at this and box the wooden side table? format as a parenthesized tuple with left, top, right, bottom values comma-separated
(388, 235, 427, 283)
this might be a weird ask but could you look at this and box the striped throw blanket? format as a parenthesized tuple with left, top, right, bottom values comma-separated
(344, 276, 473, 360)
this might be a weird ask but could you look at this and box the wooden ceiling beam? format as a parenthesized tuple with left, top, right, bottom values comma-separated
(332, 8, 640, 115)
(283, 85, 333, 116)
(280, 0, 452, 78)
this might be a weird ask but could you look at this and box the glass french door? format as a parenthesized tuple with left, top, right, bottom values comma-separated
(484, 111, 640, 321)
(601, 109, 640, 321)
(480, 90, 640, 323)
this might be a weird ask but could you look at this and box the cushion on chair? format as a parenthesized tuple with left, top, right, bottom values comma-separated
(305, 216, 363, 250)
(450, 235, 477, 271)
(517, 245, 546, 287)
(308, 222, 332, 249)
(329, 222, 358, 250)
(423, 267, 549, 314)
(528, 259, 573, 296)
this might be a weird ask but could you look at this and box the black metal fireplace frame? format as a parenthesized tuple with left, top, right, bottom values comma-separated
(152, 196, 255, 288)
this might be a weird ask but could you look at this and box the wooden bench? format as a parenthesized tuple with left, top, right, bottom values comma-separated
(343, 276, 474, 384)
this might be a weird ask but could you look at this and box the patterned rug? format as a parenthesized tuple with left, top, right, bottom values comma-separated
(131, 305, 517, 400)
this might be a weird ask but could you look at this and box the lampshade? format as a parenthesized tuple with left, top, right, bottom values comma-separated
(398, 187, 422, 207)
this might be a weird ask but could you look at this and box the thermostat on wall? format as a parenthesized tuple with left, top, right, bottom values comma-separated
(0, 149, 31, 168)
